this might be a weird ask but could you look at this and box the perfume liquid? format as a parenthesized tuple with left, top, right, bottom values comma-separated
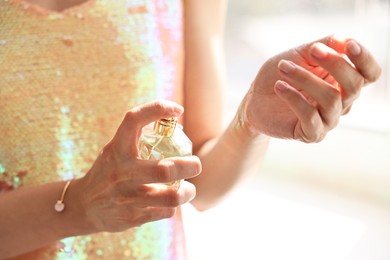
(139, 117, 192, 186)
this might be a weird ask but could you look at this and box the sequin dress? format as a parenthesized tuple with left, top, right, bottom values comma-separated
(0, 0, 186, 259)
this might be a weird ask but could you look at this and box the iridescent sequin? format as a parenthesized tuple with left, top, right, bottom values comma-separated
(0, 0, 185, 258)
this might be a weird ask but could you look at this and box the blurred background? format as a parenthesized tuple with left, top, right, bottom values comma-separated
(182, 0, 390, 259)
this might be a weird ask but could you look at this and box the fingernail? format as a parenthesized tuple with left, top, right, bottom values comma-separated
(347, 40, 361, 56)
(275, 80, 289, 93)
(311, 43, 328, 59)
(278, 60, 295, 74)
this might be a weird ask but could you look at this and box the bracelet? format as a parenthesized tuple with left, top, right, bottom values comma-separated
(54, 180, 72, 212)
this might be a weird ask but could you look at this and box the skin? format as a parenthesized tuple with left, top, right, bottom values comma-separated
(0, 0, 382, 258)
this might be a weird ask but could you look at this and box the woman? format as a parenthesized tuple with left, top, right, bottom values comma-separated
(0, 0, 381, 259)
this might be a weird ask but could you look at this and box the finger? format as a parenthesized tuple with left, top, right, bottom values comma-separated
(278, 59, 342, 128)
(123, 206, 177, 227)
(143, 181, 196, 207)
(114, 100, 184, 156)
(309, 42, 364, 109)
(138, 156, 201, 184)
(309, 34, 353, 54)
(274, 80, 325, 142)
(344, 39, 382, 83)
(325, 36, 382, 83)
(318, 34, 348, 54)
(141, 207, 177, 222)
(315, 36, 381, 85)
(141, 207, 177, 221)
(120, 181, 196, 208)
(121, 156, 202, 184)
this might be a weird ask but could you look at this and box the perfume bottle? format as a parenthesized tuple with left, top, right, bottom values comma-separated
(138, 117, 192, 186)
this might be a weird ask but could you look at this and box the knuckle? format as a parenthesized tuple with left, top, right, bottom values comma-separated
(156, 161, 176, 182)
(306, 110, 319, 126)
(343, 79, 362, 103)
(134, 211, 153, 226)
(366, 67, 382, 83)
(305, 131, 325, 143)
(103, 141, 127, 164)
(332, 58, 345, 71)
(324, 90, 342, 114)
(301, 114, 326, 143)
(292, 75, 311, 90)
(304, 134, 317, 143)
(325, 88, 342, 110)
(124, 109, 138, 124)
(327, 117, 340, 130)
(342, 106, 352, 115)
(311, 129, 327, 143)
(327, 87, 341, 102)
(165, 191, 182, 207)
(152, 100, 166, 113)
(136, 184, 151, 195)
(101, 141, 116, 162)
(374, 67, 382, 81)
(100, 142, 130, 181)
(352, 76, 365, 89)
(315, 132, 327, 143)
(162, 208, 176, 219)
(320, 111, 340, 131)
(346, 88, 361, 104)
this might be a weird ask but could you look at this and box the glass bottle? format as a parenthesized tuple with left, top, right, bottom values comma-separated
(138, 117, 192, 186)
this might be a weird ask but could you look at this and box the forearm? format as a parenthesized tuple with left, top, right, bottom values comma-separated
(190, 112, 269, 211)
(182, 0, 268, 210)
(0, 178, 91, 258)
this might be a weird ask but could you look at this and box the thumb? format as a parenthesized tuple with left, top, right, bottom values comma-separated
(114, 100, 184, 156)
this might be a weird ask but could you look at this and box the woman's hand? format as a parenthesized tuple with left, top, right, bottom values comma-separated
(239, 35, 381, 142)
(75, 100, 201, 233)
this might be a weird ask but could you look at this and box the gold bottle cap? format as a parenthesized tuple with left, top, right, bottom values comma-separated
(153, 117, 177, 137)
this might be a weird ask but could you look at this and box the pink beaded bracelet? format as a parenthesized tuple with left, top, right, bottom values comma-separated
(54, 180, 72, 212)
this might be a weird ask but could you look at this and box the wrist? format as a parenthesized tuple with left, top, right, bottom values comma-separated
(233, 92, 269, 143)
(57, 177, 96, 237)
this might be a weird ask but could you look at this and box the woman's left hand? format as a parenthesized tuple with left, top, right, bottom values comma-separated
(239, 35, 381, 142)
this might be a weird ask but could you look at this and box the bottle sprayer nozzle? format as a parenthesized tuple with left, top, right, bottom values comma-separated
(153, 117, 177, 137)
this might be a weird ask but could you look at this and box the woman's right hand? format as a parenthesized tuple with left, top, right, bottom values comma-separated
(74, 100, 201, 233)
